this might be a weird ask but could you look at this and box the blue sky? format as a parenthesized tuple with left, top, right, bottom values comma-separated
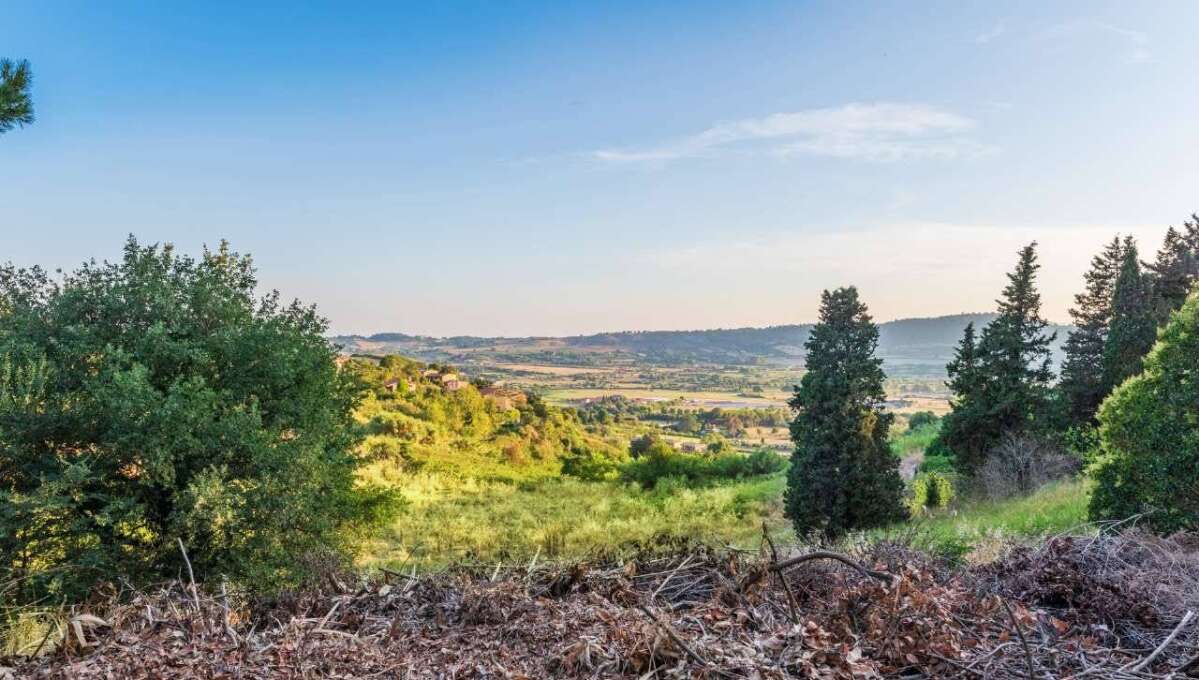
(3, 1, 1198, 335)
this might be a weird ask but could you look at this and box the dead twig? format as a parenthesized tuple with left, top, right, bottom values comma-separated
(176, 538, 202, 613)
(999, 597, 1036, 680)
(762, 523, 800, 624)
(1118, 609, 1193, 674)
(636, 603, 707, 667)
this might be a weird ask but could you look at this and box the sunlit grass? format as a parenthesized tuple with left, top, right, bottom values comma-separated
(360, 472, 791, 571)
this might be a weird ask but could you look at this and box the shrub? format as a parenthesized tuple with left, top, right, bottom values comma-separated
(906, 411, 939, 430)
(924, 472, 954, 508)
(978, 432, 1079, 499)
(1090, 291, 1199, 533)
(918, 453, 957, 475)
(0, 239, 396, 603)
(619, 443, 784, 489)
(906, 472, 953, 514)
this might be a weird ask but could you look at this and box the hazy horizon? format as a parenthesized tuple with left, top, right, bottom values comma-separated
(4, 2, 1197, 336)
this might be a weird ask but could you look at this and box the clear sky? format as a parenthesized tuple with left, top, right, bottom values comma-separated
(3, 1, 1197, 336)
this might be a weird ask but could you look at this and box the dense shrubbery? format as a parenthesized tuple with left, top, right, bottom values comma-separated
(908, 472, 954, 514)
(350, 356, 626, 483)
(1090, 291, 1199, 533)
(619, 442, 786, 489)
(0, 239, 395, 603)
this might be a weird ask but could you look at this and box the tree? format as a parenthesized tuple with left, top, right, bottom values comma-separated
(1145, 216, 1199, 324)
(0, 238, 395, 602)
(1090, 288, 1199, 533)
(1102, 239, 1157, 391)
(935, 244, 1056, 474)
(785, 287, 906, 538)
(1059, 236, 1124, 424)
(0, 59, 33, 134)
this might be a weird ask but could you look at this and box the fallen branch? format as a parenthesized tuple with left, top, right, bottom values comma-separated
(771, 550, 896, 584)
(176, 538, 202, 613)
(1119, 609, 1193, 674)
(762, 523, 800, 623)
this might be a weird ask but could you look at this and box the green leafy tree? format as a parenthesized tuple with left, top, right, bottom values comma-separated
(1090, 288, 1199, 533)
(0, 59, 33, 134)
(0, 238, 395, 602)
(1102, 239, 1157, 391)
(1059, 236, 1124, 424)
(1145, 216, 1199, 324)
(785, 287, 906, 538)
(935, 244, 1056, 474)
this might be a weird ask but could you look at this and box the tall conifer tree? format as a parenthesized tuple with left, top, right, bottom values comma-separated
(785, 287, 906, 538)
(1103, 238, 1157, 390)
(935, 243, 1055, 473)
(1059, 236, 1124, 424)
(1146, 216, 1199, 323)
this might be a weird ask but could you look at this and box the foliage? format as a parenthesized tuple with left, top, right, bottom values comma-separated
(0, 239, 395, 603)
(935, 244, 1057, 475)
(0, 59, 33, 134)
(1101, 239, 1157, 391)
(1090, 290, 1199, 533)
(350, 356, 625, 483)
(908, 472, 954, 514)
(892, 421, 940, 459)
(1145, 216, 1199, 324)
(619, 442, 785, 489)
(906, 411, 939, 430)
(918, 453, 957, 475)
(1059, 236, 1124, 425)
(785, 287, 906, 538)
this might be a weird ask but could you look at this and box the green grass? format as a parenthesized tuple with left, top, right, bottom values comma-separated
(361, 472, 791, 571)
(891, 422, 940, 458)
(877, 479, 1093, 560)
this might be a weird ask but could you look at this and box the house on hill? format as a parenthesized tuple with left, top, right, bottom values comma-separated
(440, 374, 464, 391)
(383, 378, 402, 393)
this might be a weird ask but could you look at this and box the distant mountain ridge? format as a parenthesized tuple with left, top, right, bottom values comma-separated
(331, 313, 1070, 376)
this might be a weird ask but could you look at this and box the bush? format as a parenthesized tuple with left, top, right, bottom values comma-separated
(978, 433, 1079, 499)
(918, 453, 957, 475)
(0, 239, 396, 603)
(1090, 291, 1199, 533)
(620, 443, 785, 489)
(907, 411, 939, 430)
(907, 472, 954, 514)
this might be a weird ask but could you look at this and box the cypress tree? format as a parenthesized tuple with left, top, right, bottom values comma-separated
(785, 287, 906, 538)
(0, 59, 33, 134)
(1102, 238, 1157, 390)
(935, 243, 1056, 474)
(1059, 236, 1124, 424)
(1145, 216, 1199, 324)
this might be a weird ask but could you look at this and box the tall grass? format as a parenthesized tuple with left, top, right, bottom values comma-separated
(875, 479, 1092, 561)
(360, 472, 791, 571)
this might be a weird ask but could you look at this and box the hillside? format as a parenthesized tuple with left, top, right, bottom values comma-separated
(332, 313, 1070, 376)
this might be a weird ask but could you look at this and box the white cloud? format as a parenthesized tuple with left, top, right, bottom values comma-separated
(593, 103, 990, 163)
(1040, 21, 1152, 64)
(974, 22, 1006, 45)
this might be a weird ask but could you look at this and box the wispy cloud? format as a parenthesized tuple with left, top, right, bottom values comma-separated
(974, 21, 1006, 45)
(1040, 21, 1152, 64)
(593, 103, 989, 163)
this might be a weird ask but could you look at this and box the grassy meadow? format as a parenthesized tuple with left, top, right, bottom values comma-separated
(361, 472, 791, 570)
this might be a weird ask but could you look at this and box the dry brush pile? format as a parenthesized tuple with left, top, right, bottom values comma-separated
(4, 529, 1198, 679)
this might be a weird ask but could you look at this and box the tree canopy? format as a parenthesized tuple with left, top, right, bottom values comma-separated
(935, 243, 1056, 474)
(0, 59, 33, 134)
(1089, 287, 1199, 533)
(0, 238, 393, 602)
(785, 287, 906, 538)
